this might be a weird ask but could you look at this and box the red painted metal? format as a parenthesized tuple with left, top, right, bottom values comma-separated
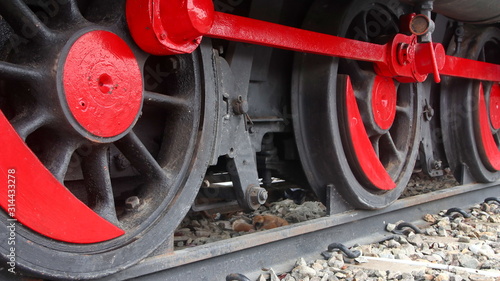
(441, 56, 500, 82)
(125, 1, 500, 83)
(126, 0, 214, 55)
(0, 111, 125, 243)
(344, 76, 397, 190)
(372, 76, 397, 130)
(399, 13, 417, 34)
(427, 42, 442, 83)
(63, 31, 143, 138)
(207, 12, 387, 63)
(375, 35, 446, 83)
(206, 13, 449, 83)
(477, 83, 500, 170)
(489, 83, 500, 130)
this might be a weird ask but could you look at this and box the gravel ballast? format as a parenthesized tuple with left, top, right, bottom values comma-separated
(253, 201, 500, 281)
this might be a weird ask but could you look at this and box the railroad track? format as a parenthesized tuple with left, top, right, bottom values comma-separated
(93, 182, 499, 281)
(0, 176, 498, 281)
(2, 1, 500, 280)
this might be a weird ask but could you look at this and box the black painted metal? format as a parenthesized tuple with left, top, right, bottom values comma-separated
(393, 222, 424, 234)
(327, 243, 361, 259)
(441, 26, 500, 184)
(91, 182, 500, 281)
(416, 15, 452, 178)
(292, 0, 420, 209)
(484, 197, 500, 204)
(445, 207, 471, 218)
(1, 1, 499, 280)
(399, 0, 500, 24)
(226, 273, 252, 281)
(0, 0, 218, 278)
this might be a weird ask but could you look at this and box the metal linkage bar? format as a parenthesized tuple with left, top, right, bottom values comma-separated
(442, 56, 500, 82)
(206, 12, 387, 63)
(126, 0, 500, 83)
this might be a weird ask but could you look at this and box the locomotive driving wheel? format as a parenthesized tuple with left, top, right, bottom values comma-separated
(441, 26, 500, 183)
(0, 0, 216, 279)
(293, 0, 420, 209)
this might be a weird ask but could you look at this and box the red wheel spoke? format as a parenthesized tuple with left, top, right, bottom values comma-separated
(478, 83, 500, 170)
(341, 75, 396, 190)
(0, 111, 124, 243)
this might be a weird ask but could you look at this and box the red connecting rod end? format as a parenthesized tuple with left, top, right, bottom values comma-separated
(126, 0, 214, 55)
(375, 34, 445, 83)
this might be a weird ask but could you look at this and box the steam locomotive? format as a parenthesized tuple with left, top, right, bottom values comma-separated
(0, 0, 499, 279)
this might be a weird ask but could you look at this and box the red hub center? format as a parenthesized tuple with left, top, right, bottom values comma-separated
(63, 30, 143, 138)
(489, 83, 500, 130)
(371, 76, 397, 130)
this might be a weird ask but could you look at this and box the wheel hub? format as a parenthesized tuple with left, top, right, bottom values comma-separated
(489, 83, 500, 130)
(371, 76, 397, 130)
(62, 30, 143, 139)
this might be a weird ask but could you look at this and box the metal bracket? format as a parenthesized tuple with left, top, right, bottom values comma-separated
(326, 184, 353, 215)
(444, 207, 471, 218)
(213, 53, 267, 211)
(392, 222, 423, 235)
(418, 84, 444, 177)
(458, 163, 475, 185)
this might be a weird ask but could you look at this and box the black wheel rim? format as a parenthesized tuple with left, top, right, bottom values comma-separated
(292, 0, 420, 209)
(441, 26, 500, 183)
(0, 0, 216, 278)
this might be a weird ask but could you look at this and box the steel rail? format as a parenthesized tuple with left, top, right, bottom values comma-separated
(1, 182, 499, 280)
(90, 182, 500, 281)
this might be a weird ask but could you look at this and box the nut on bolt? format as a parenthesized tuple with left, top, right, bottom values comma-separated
(397, 43, 415, 65)
(233, 95, 249, 115)
(257, 188, 268, 203)
(125, 196, 141, 210)
(247, 185, 268, 209)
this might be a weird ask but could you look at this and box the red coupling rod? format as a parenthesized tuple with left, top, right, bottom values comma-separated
(126, 0, 500, 83)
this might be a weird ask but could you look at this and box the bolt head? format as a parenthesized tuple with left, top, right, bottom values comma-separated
(258, 189, 268, 203)
(247, 186, 268, 210)
(233, 98, 249, 115)
(433, 160, 442, 170)
(125, 196, 141, 210)
(397, 43, 415, 65)
(202, 180, 211, 188)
